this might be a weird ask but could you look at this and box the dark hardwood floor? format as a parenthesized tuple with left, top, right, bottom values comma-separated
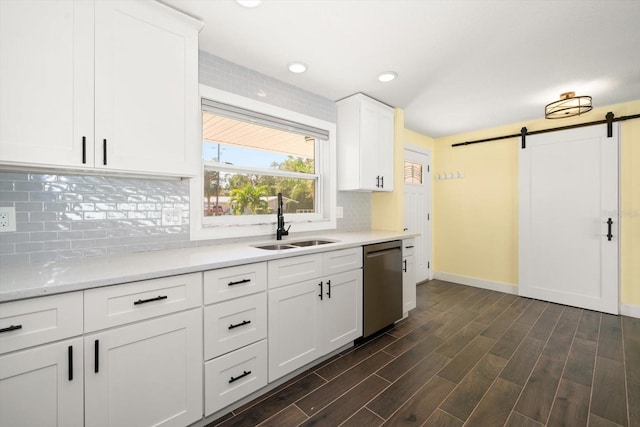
(207, 280, 640, 427)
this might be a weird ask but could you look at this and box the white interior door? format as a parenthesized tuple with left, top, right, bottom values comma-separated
(519, 124, 619, 314)
(404, 147, 432, 282)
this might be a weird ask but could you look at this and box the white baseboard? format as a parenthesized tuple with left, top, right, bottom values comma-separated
(620, 303, 640, 319)
(433, 272, 518, 295)
(434, 272, 640, 319)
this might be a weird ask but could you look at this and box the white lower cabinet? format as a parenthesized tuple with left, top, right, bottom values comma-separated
(403, 238, 417, 316)
(0, 337, 84, 427)
(84, 308, 203, 427)
(268, 249, 363, 382)
(204, 339, 268, 416)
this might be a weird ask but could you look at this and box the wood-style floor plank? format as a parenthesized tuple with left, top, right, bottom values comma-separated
(598, 314, 624, 362)
(340, 408, 384, 427)
(514, 355, 565, 423)
(257, 405, 308, 427)
(506, 412, 544, 427)
(422, 409, 463, 427)
(563, 337, 597, 387)
(590, 356, 629, 426)
(464, 378, 522, 426)
(366, 351, 450, 419)
(439, 353, 508, 422)
(382, 375, 456, 426)
(489, 320, 532, 359)
(299, 375, 389, 427)
(575, 310, 601, 342)
(295, 351, 393, 417)
(542, 308, 580, 361)
(377, 334, 446, 382)
(547, 379, 591, 427)
(499, 336, 546, 386)
(437, 335, 495, 384)
(436, 321, 487, 358)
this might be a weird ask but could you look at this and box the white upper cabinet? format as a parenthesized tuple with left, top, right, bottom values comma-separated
(0, 0, 201, 177)
(337, 93, 395, 191)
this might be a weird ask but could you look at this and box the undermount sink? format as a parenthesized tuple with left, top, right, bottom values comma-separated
(289, 239, 335, 247)
(253, 239, 337, 250)
(254, 243, 297, 250)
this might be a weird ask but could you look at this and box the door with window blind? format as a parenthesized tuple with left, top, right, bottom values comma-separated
(519, 124, 619, 314)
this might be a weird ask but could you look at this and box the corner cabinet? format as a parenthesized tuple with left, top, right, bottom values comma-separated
(336, 93, 395, 191)
(0, 0, 200, 177)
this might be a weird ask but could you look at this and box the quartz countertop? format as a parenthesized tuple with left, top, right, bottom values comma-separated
(0, 230, 417, 302)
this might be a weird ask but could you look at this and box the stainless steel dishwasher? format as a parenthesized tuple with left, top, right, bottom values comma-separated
(363, 240, 403, 338)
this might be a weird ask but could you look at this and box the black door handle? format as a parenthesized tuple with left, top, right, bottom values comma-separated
(403, 259, 407, 272)
(68, 345, 73, 381)
(376, 176, 380, 188)
(103, 139, 107, 165)
(82, 136, 86, 164)
(326, 280, 331, 299)
(229, 370, 251, 384)
(318, 281, 323, 300)
(94, 340, 99, 373)
(380, 176, 384, 188)
(0, 324, 22, 334)
(606, 218, 613, 241)
(133, 295, 167, 305)
(228, 320, 251, 330)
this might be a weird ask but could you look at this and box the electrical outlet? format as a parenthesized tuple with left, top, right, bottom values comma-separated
(0, 207, 16, 232)
(161, 207, 183, 226)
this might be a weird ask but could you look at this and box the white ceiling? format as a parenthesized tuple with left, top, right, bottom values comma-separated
(163, 0, 640, 138)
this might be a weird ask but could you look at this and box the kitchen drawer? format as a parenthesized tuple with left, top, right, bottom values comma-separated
(403, 238, 416, 257)
(0, 292, 83, 354)
(204, 292, 267, 360)
(84, 273, 202, 332)
(268, 254, 323, 289)
(204, 339, 268, 416)
(204, 262, 267, 304)
(323, 247, 362, 275)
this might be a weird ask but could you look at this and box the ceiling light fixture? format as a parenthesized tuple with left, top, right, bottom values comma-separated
(378, 72, 397, 83)
(288, 62, 307, 74)
(545, 92, 593, 119)
(235, 0, 263, 8)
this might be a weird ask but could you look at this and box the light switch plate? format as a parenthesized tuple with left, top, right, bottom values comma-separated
(0, 207, 16, 232)
(161, 207, 183, 226)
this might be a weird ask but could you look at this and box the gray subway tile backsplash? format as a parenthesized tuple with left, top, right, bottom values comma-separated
(0, 52, 370, 265)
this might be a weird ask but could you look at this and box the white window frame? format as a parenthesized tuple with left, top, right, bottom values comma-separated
(190, 85, 337, 241)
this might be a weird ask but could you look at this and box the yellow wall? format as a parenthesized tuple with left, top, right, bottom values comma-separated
(371, 108, 435, 231)
(433, 100, 640, 306)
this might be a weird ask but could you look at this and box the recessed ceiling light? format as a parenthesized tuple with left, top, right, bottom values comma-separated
(288, 62, 307, 74)
(236, 0, 263, 8)
(378, 71, 397, 82)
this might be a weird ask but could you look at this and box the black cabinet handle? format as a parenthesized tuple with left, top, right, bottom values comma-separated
(376, 176, 380, 188)
(318, 281, 323, 300)
(82, 136, 86, 164)
(133, 295, 167, 305)
(94, 340, 99, 373)
(228, 320, 251, 330)
(0, 324, 22, 334)
(381, 176, 384, 188)
(68, 345, 73, 381)
(405, 245, 414, 249)
(228, 278, 251, 286)
(326, 280, 331, 299)
(229, 370, 251, 384)
(403, 259, 407, 272)
(103, 139, 107, 165)
(607, 218, 613, 241)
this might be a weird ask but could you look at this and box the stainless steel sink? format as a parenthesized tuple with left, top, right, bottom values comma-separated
(289, 239, 335, 247)
(253, 239, 337, 250)
(254, 243, 297, 250)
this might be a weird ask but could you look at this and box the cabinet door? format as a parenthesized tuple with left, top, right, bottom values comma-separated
(358, 100, 381, 190)
(322, 270, 362, 353)
(268, 280, 322, 382)
(403, 255, 416, 315)
(85, 309, 203, 427)
(376, 105, 395, 191)
(0, 0, 93, 168)
(0, 337, 83, 427)
(94, 0, 199, 176)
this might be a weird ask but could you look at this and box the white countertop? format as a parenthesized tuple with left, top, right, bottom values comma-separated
(0, 230, 416, 302)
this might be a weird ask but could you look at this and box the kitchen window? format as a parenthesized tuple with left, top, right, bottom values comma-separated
(190, 86, 337, 240)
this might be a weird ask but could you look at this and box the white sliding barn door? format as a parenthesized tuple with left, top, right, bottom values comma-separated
(519, 124, 619, 314)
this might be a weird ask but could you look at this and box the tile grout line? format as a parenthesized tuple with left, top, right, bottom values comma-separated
(585, 312, 602, 427)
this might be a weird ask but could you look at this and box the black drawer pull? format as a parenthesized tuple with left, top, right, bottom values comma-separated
(0, 324, 22, 334)
(228, 320, 251, 330)
(405, 245, 414, 249)
(228, 278, 251, 286)
(229, 370, 252, 384)
(326, 280, 331, 299)
(606, 218, 613, 241)
(82, 136, 86, 164)
(103, 139, 107, 165)
(403, 259, 407, 272)
(318, 281, 323, 300)
(133, 295, 168, 305)
(94, 340, 99, 373)
(68, 345, 73, 381)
